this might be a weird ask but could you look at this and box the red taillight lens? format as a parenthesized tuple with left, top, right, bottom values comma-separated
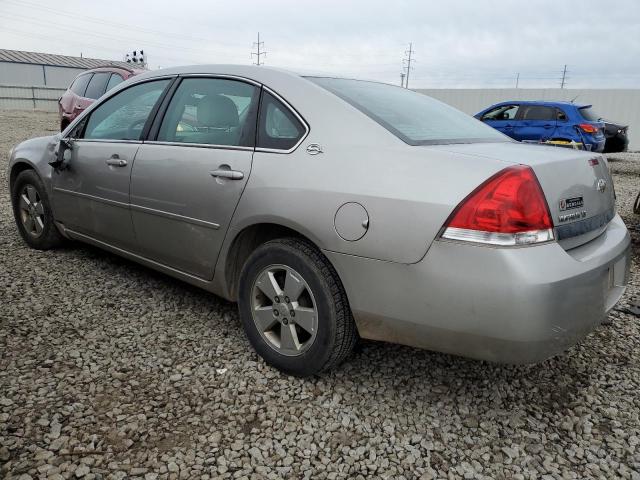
(442, 165, 554, 246)
(579, 123, 598, 134)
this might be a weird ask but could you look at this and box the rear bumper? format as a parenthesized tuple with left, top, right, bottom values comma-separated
(326, 214, 630, 364)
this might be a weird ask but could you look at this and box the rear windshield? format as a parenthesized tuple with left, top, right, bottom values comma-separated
(579, 107, 601, 122)
(307, 77, 508, 145)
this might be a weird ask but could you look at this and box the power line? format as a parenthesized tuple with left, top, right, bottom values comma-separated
(4, 0, 247, 51)
(251, 32, 266, 66)
(402, 43, 414, 89)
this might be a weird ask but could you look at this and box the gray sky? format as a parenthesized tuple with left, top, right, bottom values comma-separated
(1, 0, 639, 88)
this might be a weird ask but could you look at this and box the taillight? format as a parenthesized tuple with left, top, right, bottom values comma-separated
(579, 123, 598, 134)
(441, 165, 554, 246)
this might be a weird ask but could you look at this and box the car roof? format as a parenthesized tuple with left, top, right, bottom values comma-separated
(79, 65, 145, 75)
(490, 100, 591, 109)
(131, 64, 388, 87)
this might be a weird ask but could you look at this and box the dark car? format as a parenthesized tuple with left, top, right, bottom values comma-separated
(603, 121, 629, 153)
(58, 65, 143, 131)
(475, 101, 606, 153)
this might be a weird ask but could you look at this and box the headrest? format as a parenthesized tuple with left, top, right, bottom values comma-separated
(197, 94, 239, 128)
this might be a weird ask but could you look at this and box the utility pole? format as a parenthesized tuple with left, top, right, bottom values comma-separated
(560, 64, 568, 89)
(400, 72, 406, 88)
(515, 72, 520, 88)
(402, 43, 414, 88)
(252, 32, 267, 66)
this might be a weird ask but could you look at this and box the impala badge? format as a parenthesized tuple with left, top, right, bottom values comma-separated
(596, 179, 607, 193)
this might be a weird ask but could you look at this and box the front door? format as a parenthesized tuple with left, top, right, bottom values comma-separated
(513, 104, 558, 142)
(129, 77, 260, 279)
(480, 104, 520, 139)
(52, 78, 171, 250)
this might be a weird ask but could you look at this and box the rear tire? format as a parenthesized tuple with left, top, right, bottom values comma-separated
(11, 169, 65, 250)
(238, 237, 358, 376)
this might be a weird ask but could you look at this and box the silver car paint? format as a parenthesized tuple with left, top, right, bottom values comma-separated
(8, 65, 630, 364)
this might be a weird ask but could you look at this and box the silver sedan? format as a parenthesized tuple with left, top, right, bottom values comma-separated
(8, 65, 630, 376)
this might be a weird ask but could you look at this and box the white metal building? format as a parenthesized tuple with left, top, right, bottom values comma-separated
(0, 49, 132, 88)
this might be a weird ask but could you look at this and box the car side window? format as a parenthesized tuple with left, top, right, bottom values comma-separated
(70, 74, 92, 96)
(257, 91, 305, 150)
(82, 79, 170, 141)
(521, 106, 556, 121)
(84, 72, 111, 100)
(106, 73, 124, 92)
(481, 105, 519, 121)
(157, 78, 259, 147)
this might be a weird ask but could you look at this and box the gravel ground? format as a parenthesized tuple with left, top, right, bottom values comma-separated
(1, 110, 639, 480)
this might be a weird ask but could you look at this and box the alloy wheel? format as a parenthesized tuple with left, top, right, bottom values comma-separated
(251, 264, 318, 356)
(18, 184, 45, 238)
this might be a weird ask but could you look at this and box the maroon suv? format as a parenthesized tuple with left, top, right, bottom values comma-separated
(58, 65, 144, 131)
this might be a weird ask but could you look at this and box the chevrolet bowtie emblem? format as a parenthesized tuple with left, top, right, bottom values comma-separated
(596, 179, 607, 193)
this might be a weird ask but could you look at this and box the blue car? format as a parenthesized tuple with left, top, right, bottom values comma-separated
(475, 101, 606, 152)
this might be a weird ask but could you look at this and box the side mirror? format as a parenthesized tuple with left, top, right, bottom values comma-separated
(49, 138, 74, 169)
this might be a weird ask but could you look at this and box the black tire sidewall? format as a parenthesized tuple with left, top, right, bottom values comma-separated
(238, 241, 338, 376)
(11, 170, 60, 250)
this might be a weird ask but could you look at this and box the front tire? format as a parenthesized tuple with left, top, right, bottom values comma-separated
(238, 238, 358, 376)
(11, 169, 65, 250)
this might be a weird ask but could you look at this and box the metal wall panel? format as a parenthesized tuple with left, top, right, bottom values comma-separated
(0, 62, 45, 86)
(43, 66, 83, 88)
(0, 85, 66, 112)
(415, 88, 640, 151)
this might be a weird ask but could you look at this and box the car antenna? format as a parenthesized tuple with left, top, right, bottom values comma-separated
(570, 94, 580, 103)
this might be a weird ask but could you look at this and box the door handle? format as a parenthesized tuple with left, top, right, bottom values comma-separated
(210, 168, 244, 180)
(543, 124, 554, 129)
(106, 155, 127, 167)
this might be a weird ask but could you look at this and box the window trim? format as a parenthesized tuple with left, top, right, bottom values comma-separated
(255, 86, 310, 154)
(67, 76, 176, 143)
(144, 74, 263, 151)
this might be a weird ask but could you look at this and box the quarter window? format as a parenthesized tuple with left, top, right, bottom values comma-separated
(83, 79, 170, 141)
(70, 74, 92, 96)
(157, 78, 259, 147)
(482, 105, 519, 121)
(257, 91, 305, 150)
(106, 73, 124, 92)
(521, 106, 556, 121)
(84, 72, 111, 100)
(556, 108, 568, 121)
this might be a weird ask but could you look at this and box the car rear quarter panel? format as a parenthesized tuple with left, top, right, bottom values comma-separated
(224, 76, 513, 265)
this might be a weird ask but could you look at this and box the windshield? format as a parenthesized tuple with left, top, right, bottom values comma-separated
(307, 77, 508, 146)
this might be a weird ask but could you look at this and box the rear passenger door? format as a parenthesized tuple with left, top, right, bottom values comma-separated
(130, 77, 260, 279)
(513, 105, 557, 142)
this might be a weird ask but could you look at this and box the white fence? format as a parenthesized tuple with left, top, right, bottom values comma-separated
(0, 84, 66, 111)
(415, 88, 640, 151)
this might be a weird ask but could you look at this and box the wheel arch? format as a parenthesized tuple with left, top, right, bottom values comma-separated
(9, 160, 38, 190)
(221, 221, 334, 302)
